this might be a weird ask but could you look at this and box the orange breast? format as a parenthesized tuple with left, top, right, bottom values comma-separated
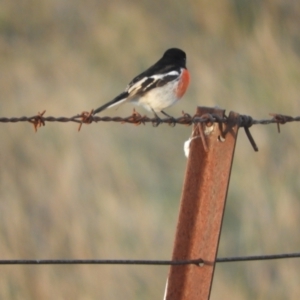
(176, 69, 190, 99)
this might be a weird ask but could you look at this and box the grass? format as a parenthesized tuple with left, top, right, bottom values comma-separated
(0, 0, 300, 299)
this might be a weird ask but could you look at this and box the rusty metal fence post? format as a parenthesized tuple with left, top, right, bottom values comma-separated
(165, 107, 240, 300)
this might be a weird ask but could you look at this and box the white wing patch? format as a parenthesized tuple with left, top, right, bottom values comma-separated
(126, 77, 148, 94)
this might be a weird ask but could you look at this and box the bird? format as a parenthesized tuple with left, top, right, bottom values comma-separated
(93, 48, 190, 118)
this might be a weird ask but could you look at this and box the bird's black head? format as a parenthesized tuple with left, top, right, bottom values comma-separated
(162, 48, 186, 67)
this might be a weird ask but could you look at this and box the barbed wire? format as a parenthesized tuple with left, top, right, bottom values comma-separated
(0, 110, 299, 130)
(0, 252, 299, 265)
(1, 109, 299, 151)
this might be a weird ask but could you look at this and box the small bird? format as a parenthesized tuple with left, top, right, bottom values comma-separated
(93, 48, 190, 118)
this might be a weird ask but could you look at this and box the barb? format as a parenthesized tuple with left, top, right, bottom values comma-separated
(0, 252, 299, 265)
(28, 110, 46, 132)
(269, 113, 296, 133)
(78, 110, 94, 131)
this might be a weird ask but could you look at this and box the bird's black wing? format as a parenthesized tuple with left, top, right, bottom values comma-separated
(128, 62, 179, 87)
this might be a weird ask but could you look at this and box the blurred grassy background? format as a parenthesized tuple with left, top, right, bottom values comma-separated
(0, 0, 300, 299)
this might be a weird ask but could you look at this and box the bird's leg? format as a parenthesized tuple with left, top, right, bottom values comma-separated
(151, 108, 162, 127)
(161, 110, 173, 118)
(151, 108, 161, 119)
(161, 110, 176, 126)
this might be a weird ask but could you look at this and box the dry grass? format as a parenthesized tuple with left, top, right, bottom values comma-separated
(0, 0, 300, 299)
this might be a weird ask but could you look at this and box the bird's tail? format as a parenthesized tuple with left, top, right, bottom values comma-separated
(93, 91, 129, 115)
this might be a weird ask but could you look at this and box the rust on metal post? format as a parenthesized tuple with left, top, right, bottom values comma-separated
(165, 107, 240, 300)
